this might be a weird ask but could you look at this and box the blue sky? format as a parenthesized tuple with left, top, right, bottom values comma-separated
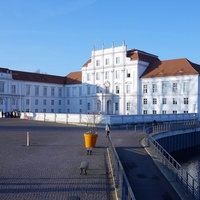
(0, 0, 199, 76)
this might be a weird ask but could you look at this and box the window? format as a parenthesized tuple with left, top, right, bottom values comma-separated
(143, 110, 147, 114)
(26, 85, 31, 95)
(87, 73, 90, 81)
(51, 109, 54, 113)
(79, 87, 82, 96)
(72, 87, 76, 96)
(11, 98, 15, 105)
(105, 71, 109, 79)
(162, 98, 167, 104)
(0, 98, 3, 105)
(127, 102, 130, 111)
(126, 69, 131, 78)
(173, 98, 177, 104)
(43, 87, 47, 96)
(58, 88, 62, 97)
(35, 86, 39, 96)
(43, 99, 47, 105)
(96, 60, 100, 66)
(143, 84, 148, 93)
(35, 109, 38, 113)
(79, 99, 82, 105)
(115, 103, 119, 111)
(172, 82, 177, 93)
(79, 109, 82, 113)
(66, 88, 70, 97)
(183, 82, 189, 93)
(11, 85, 16, 94)
(51, 100, 54, 105)
(116, 86, 120, 94)
(105, 58, 109, 65)
(0, 82, 5, 93)
(116, 70, 120, 79)
(162, 82, 168, 93)
(59, 100, 61, 105)
(35, 99, 38, 105)
(67, 100, 70, 105)
(43, 109, 46, 113)
(152, 83, 157, 93)
(173, 110, 177, 114)
(153, 110, 157, 114)
(87, 86, 91, 95)
(143, 98, 147, 104)
(184, 111, 188, 113)
(96, 101, 101, 112)
(26, 99, 30, 105)
(162, 110, 167, 114)
(96, 86, 100, 93)
(51, 88, 55, 96)
(105, 86, 109, 93)
(116, 57, 120, 64)
(87, 103, 90, 110)
(126, 85, 130, 93)
(153, 98, 157, 104)
(184, 98, 188, 104)
(96, 72, 100, 80)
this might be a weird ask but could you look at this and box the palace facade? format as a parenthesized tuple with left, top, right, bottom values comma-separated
(0, 43, 199, 115)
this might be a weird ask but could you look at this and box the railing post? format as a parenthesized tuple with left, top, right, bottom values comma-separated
(26, 131, 30, 146)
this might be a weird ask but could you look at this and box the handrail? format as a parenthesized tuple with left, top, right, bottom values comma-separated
(146, 122, 200, 200)
(107, 136, 136, 200)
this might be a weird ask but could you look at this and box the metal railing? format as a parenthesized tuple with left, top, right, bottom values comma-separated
(146, 122, 200, 200)
(146, 121, 200, 135)
(107, 136, 136, 200)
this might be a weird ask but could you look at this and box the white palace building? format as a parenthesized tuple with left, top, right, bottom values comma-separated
(0, 43, 199, 117)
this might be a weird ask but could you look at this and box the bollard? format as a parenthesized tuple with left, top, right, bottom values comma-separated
(27, 132, 30, 146)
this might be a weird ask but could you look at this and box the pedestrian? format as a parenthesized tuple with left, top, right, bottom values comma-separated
(105, 123, 110, 137)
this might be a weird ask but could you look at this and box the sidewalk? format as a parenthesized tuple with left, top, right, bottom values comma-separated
(0, 119, 115, 200)
(110, 129, 188, 200)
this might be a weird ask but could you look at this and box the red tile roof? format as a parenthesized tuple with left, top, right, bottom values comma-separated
(0, 67, 82, 85)
(66, 71, 82, 84)
(141, 58, 200, 78)
(82, 59, 91, 68)
(127, 49, 159, 63)
(12, 70, 67, 84)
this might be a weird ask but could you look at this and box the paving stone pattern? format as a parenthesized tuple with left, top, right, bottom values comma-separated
(0, 119, 115, 200)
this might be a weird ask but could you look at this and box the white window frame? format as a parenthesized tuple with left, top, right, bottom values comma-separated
(116, 57, 120, 64)
(184, 98, 188, 104)
(126, 69, 131, 78)
(152, 83, 157, 93)
(105, 58, 109, 65)
(96, 60, 100, 66)
(105, 71, 109, 79)
(172, 82, 177, 93)
(143, 84, 148, 93)
(126, 85, 131, 93)
(116, 70, 120, 79)
(173, 98, 177, 104)
(162, 98, 167, 104)
(143, 98, 147, 104)
(153, 98, 157, 104)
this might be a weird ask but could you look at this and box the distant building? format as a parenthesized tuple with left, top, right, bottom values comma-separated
(0, 43, 199, 115)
